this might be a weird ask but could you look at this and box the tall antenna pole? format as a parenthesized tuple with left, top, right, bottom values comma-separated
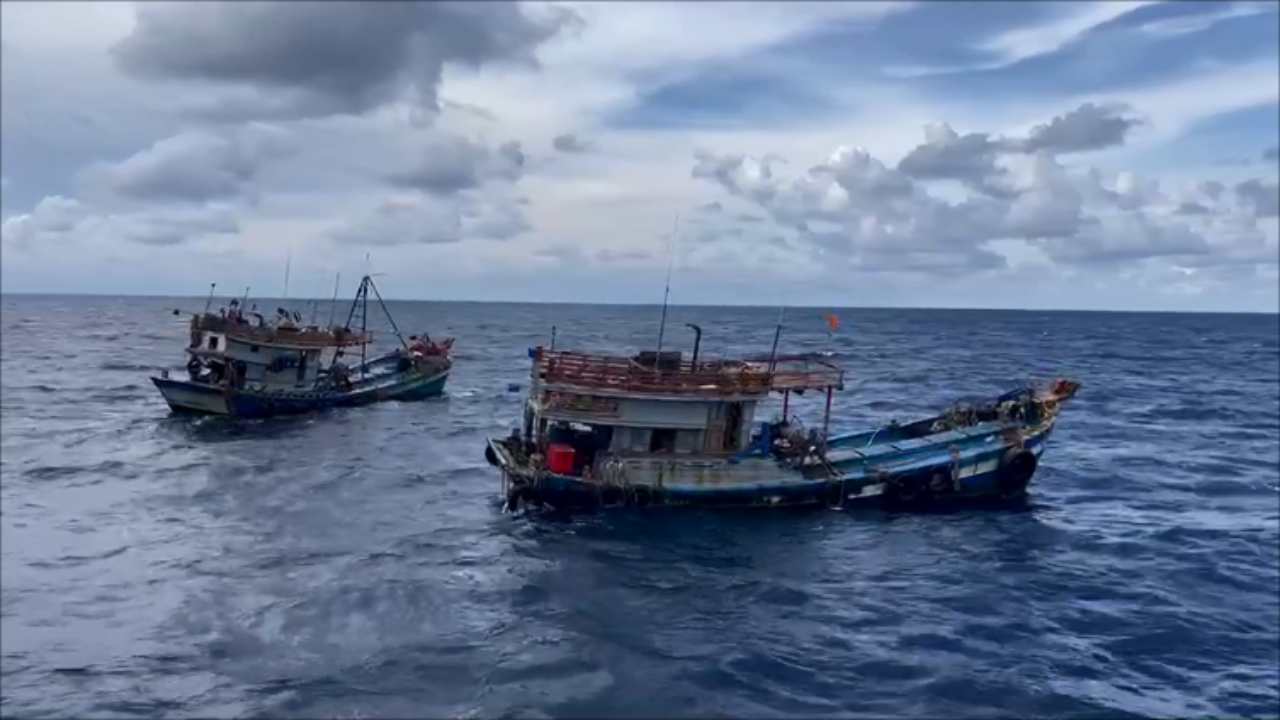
(282, 251, 292, 300)
(327, 272, 341, 327)
(768, 306, 785, 372)
(655, 214, 680, 355)
(203, 282, 217, 313)
(309, 272, 325, 325)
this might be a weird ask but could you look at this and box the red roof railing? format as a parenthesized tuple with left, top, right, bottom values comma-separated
(531, 349, 844, 396)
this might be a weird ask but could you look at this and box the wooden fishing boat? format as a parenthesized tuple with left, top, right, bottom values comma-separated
(150, 275, 452, 418)
(483, 332, 1080, 513)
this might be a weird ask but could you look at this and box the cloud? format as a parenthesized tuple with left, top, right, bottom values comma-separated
(1265, 146, 1279, 163)
(329, 193, 530, 247)
(552, 133, 595, 154)
(1, 195, 238, 248)
(1017, 102, 1143, 154)
(1137, 1, 1277, 40)
(1235, 179, 1279, 218)
(386, 133, 526, 196)
(88, 123, 298, 204)
(689, 105, 1276, 276)
(110, 1, 576, 121)
(887, 2, 1161, 78)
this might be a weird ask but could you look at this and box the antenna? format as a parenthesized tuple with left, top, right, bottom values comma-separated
(309, 271, 326, 325)
(327, 272, 341, 327)
(655, 214, 681, 355)
(203, 282, 217, 313)
(282, 251, 292, 300)
(767, 306, 785, 372)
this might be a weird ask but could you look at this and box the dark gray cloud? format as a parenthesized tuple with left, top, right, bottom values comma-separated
(94, 124, 297, 204)
(1176, 201, 1212, 216)
(1235, 179, 1279, 218)
(552, 133, 595, 154)
(897, 123, 1006, 187)
(386, 135, 526, 195)
(1018, 102, 1143, 154)
(111, 1, 576, 121)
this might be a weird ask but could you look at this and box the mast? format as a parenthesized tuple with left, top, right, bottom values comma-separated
(655, 214, 680, 355)
(203, 282, 217, 313)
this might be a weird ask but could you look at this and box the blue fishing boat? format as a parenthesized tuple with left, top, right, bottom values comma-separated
(151, 274, 452, 419)
(483, 335, 1080, 513)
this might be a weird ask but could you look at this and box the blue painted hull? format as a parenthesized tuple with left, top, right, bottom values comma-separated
(151, 369, 448, 419)
(506, 430, 1049, 512)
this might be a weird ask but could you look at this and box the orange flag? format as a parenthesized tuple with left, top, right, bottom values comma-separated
(825, 313, 840, 332)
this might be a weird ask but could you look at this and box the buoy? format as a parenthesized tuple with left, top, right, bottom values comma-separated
(507, 383, 521, 393)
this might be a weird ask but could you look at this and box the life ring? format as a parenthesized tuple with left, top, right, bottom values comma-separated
(600, 486, 625, 507)
(484, 444, 499, 467)
(632, 485, 653, 508)
(997, 447, 1038, 497)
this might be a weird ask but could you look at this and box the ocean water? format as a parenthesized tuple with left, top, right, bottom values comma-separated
(1, 294, 1277, 720)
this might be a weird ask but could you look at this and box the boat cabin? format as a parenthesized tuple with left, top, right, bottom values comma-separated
(519, 347, 845, 477)
(184, 311, 373, 391)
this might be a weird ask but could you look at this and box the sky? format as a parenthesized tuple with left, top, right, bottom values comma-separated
(1, 1, 1277, 312)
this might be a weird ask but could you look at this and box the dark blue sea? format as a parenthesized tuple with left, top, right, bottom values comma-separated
(2, 295, 1278, 719)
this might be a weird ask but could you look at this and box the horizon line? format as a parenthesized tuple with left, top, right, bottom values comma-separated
(1, 291, 1275, 316)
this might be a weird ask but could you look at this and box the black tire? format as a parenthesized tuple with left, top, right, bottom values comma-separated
(892, 475, 920, 503)
(484, 444, 499, 467)
(600, 487, 624, 507)
(998, 448, 1038, 497)
(928, 471, 950, 495)
(824, 483, 843, 508)
(632, 486, 652, 508)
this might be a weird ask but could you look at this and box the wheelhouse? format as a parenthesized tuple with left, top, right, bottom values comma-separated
(516, 347, 845, 478)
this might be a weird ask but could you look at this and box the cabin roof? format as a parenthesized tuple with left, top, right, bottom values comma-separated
(191, 313, 372, 349)
(530, 348, 845, 398)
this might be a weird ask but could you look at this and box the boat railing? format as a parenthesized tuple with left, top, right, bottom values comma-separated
(532, 349, 844, 395)
(191, 314, 373, 348)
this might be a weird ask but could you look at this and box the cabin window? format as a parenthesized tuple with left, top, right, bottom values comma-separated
(649, 427, 678, 453)
(250, 345, 260, 353)
(206, 335, 218, 350)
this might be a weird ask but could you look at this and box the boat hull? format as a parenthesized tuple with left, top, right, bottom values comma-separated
(489, 418, 1057, 514)
(151, 369, 448, 419)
